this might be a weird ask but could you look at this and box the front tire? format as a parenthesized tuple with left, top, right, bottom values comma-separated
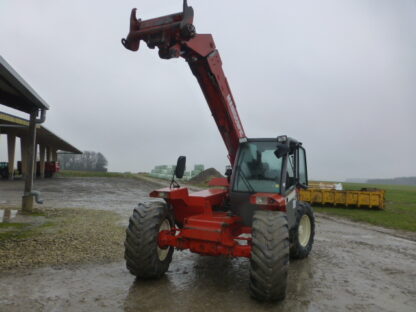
(290, 201, 315, 259)
(124, 201, 174, 279)
(249, 210, 289, 301)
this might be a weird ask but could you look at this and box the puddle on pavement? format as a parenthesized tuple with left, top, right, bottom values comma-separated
(0, 209, 18, 223)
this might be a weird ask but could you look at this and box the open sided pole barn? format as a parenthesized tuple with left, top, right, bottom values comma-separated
(0, 55, 81, 211)
(0, 111, 82, 179)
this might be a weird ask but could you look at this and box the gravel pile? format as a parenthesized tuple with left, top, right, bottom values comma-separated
(0, 208, 125, 271)
(188, 168, 224, 185)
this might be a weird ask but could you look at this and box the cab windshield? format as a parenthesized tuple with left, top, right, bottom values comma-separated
(233, 141, 283, 193)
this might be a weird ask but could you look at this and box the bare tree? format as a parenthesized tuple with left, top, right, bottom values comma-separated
(58, 151, 108, 172)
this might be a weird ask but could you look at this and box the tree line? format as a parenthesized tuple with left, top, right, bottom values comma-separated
(58, 151, 108, 172)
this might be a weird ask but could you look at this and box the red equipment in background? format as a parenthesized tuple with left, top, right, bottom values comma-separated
(42, 161, 60, 178)
(17, 161, 60, 178)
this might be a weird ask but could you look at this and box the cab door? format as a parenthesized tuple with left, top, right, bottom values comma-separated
(296, 147, 308, 187)
(282, 152, 297, 226)
(282, 147, 308, 228)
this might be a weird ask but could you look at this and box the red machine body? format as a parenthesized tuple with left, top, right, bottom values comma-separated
(149, 187, 253, 257)
(122, 1, 285, 258)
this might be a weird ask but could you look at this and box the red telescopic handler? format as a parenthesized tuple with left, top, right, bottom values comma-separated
(121, 1, 315, 301)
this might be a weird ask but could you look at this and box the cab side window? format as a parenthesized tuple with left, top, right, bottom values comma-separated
(286, 153, 296, 189)
(298, 147, 308, 186)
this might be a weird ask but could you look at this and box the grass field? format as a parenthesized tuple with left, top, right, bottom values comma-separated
(314, 182, 416, 232)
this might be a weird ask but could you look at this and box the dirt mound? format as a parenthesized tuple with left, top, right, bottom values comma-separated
(189, 168, 224, 184)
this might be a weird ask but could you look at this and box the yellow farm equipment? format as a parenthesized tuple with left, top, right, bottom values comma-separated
(300, 188, 385, 209)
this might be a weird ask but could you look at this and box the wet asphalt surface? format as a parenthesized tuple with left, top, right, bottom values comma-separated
(0, 177, 415, 312)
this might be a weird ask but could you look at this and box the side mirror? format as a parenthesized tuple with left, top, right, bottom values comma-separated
(274, 143, 289, 158)
(174, 156, 186, 179)
(225, 165, 232, 178)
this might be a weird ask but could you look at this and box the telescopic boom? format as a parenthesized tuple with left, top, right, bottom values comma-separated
(122, 0, 246, 165)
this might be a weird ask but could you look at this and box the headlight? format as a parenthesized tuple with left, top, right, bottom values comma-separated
(255, 196, 267, 205)
(158, 192, 168, 198)
(255, 196, 275, 205)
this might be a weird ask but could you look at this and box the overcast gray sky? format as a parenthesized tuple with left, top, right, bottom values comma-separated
(1, 0, 415, 181)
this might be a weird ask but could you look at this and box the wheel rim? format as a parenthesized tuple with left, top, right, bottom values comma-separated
(157, 219, 171, 261)
(298, 215, 311, 247)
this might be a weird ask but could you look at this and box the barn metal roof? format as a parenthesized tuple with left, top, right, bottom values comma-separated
(0, 55, 49, 113)
(0, 111, 81, 154)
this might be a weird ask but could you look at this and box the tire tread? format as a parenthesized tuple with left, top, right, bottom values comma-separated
(124, 201, 173, 279)
(249, 210, 289, 301)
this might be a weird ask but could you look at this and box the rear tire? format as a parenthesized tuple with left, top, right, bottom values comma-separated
(124, 201, 174, 279)
(290, 201, 315, 260)
(249, 210, 289, 301)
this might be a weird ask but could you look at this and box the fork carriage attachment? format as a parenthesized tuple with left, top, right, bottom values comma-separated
(122, 0, 196, 59)
(151, 187, 252, 258)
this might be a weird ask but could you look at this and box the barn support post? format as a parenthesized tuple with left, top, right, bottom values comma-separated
(39, 144, 46, 179)
(7, 134, 16, 180)
(22, 112, 37, 211)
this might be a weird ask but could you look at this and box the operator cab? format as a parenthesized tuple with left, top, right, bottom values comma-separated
(230, 136, 308, 226)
